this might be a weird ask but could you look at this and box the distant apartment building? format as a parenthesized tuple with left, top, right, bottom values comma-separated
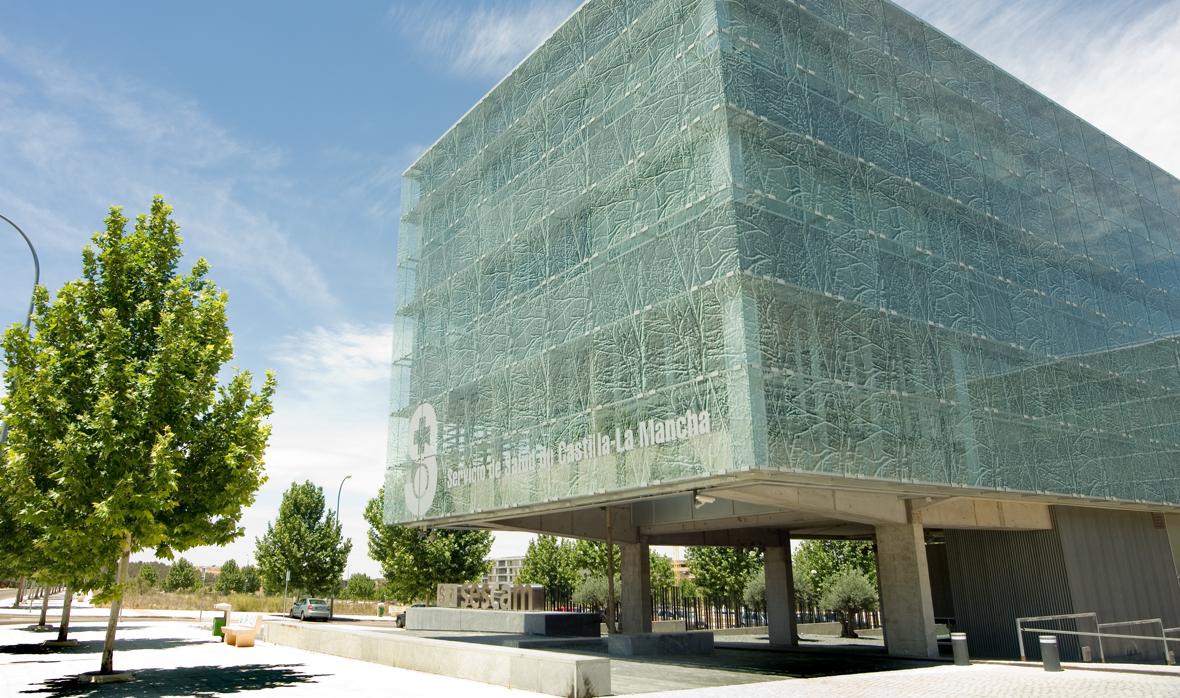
(482, 556, 525, 586)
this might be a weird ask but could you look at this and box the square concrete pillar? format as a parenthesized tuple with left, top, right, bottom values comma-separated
(621, 543, 652, 634)
(875, 523, 938, 658)
(765, 544, 798, 646)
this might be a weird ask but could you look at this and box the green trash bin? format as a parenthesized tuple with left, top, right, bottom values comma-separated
(212, 617, 227, 638)
(378, 603, 386, 618)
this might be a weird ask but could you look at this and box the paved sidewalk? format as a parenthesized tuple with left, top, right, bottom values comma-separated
(0, 620, 547, 697)
(637, 661, 1180, 697)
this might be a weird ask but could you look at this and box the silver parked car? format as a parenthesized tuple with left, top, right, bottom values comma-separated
(289, 597, 330, 621)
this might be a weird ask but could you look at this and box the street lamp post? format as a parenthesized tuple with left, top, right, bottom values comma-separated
(330, 474, 351, 619)
(0, 212, 40, 447)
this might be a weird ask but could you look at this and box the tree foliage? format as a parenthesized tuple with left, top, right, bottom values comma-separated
(820, 569, 879, 638)
(793, 564, 818, 608)
(650, 552, 676, 595)
(363, 488, 490, 603)
(742, 571, 765, 609)
(517, 535, 578, 604)
(215, 559, 240, 595)
(793, 540, 877, 598)
(0, 198, 274, 671)
(572, 574, 618, 608)
(163, 558, 200, 592)
(255, 481, 351, 596)
(572, 540, 619, 575)
(136, 565, 159, 592)
(341, 573, 378, 600)
(237, 565, 262, 594)
(685, 547, 763, 602)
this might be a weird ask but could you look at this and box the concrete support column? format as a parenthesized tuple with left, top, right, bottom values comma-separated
(621, 542, 652, 634)
(765, 543, 798, 646)
(876, 523, 938, 658)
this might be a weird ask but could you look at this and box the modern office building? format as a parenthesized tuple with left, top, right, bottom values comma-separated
(387, 0, 1180, 658)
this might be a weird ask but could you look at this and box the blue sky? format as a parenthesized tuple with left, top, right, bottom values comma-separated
(1, 0, 1177, 577)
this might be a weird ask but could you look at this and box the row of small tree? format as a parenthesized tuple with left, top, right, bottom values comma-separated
(0, 199, 275, 676)
(128, 559, 263, 595)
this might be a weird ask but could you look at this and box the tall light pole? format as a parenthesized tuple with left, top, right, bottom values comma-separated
(0, 212, 40, 447)
(330, 474, 351, 620)
(336, 474, 351, 516)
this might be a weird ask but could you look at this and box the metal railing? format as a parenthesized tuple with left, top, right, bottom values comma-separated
(1017, 612, 1179, 665)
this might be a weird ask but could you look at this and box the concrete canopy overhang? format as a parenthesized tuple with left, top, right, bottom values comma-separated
(406, 468, 1180, 542)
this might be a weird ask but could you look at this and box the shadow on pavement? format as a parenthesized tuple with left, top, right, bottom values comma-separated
(20, 663, 325, 697)
(15, 626, 149, 634)
(2, 638, 208, 655)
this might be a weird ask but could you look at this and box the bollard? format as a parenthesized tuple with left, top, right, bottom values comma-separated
(1039, 635, 1063, 672)
(951, 632, 970, 666)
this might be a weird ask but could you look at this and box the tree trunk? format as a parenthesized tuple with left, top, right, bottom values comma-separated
(840, 611, 858, 639)
(57, 587, 74, 642)
(13, 577, 25, 607)
(38, 588, 50, 627)
(100, 541, 132, 674)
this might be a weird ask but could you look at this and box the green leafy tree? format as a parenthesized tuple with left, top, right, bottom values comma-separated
(572, 574, 618, 608)
(517, 535, 578, 604)
(363, 489, 491, 603)
(237, 565, 262, 594)
(793, 540, 877, 598)
(793, 565, 818, 610)
(136, 565, 159, 593)
(215, 559, 240, 594)
(650, 552, 675, 595)
(685, 546, 763, 603)
(0, 198, 274, 673)
(742, 571, 765, 609)
(572, 540, 619, 575)
(256, 481, 351, 597)
(820, 570, 879, 638)
(163, 558, 199, 592)
(342, 573, 377, 600)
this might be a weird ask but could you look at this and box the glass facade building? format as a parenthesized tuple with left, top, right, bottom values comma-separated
(386, 0, 1180, 526)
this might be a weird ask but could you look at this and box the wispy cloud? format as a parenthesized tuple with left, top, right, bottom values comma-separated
(387, 0, 580, 79)
(897, 0, 1180, 176)
(0, 33, 337, 310)
(174, 322, 395, 573)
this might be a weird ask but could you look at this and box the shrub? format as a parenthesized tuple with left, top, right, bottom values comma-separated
(820, 570, 878, 638)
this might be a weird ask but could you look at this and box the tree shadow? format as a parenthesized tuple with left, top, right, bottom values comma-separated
(21, 663, 325, 697)
(2, 638, 208, 655)
(15, 626, 149, 634)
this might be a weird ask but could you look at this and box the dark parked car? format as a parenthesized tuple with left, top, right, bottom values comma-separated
(395, 603, 426, 628)
(289, 597, 330, 621)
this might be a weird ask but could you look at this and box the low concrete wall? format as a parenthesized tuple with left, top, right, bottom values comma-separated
(407, 607, 600, 637)
(800, 622, 843, 636)
(712, 626, 769, 637)
(261, 620, 609, 697)
(608, 631, 714, 656)
(711, 623, 845, 638)
(601, 619, 687, 634)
